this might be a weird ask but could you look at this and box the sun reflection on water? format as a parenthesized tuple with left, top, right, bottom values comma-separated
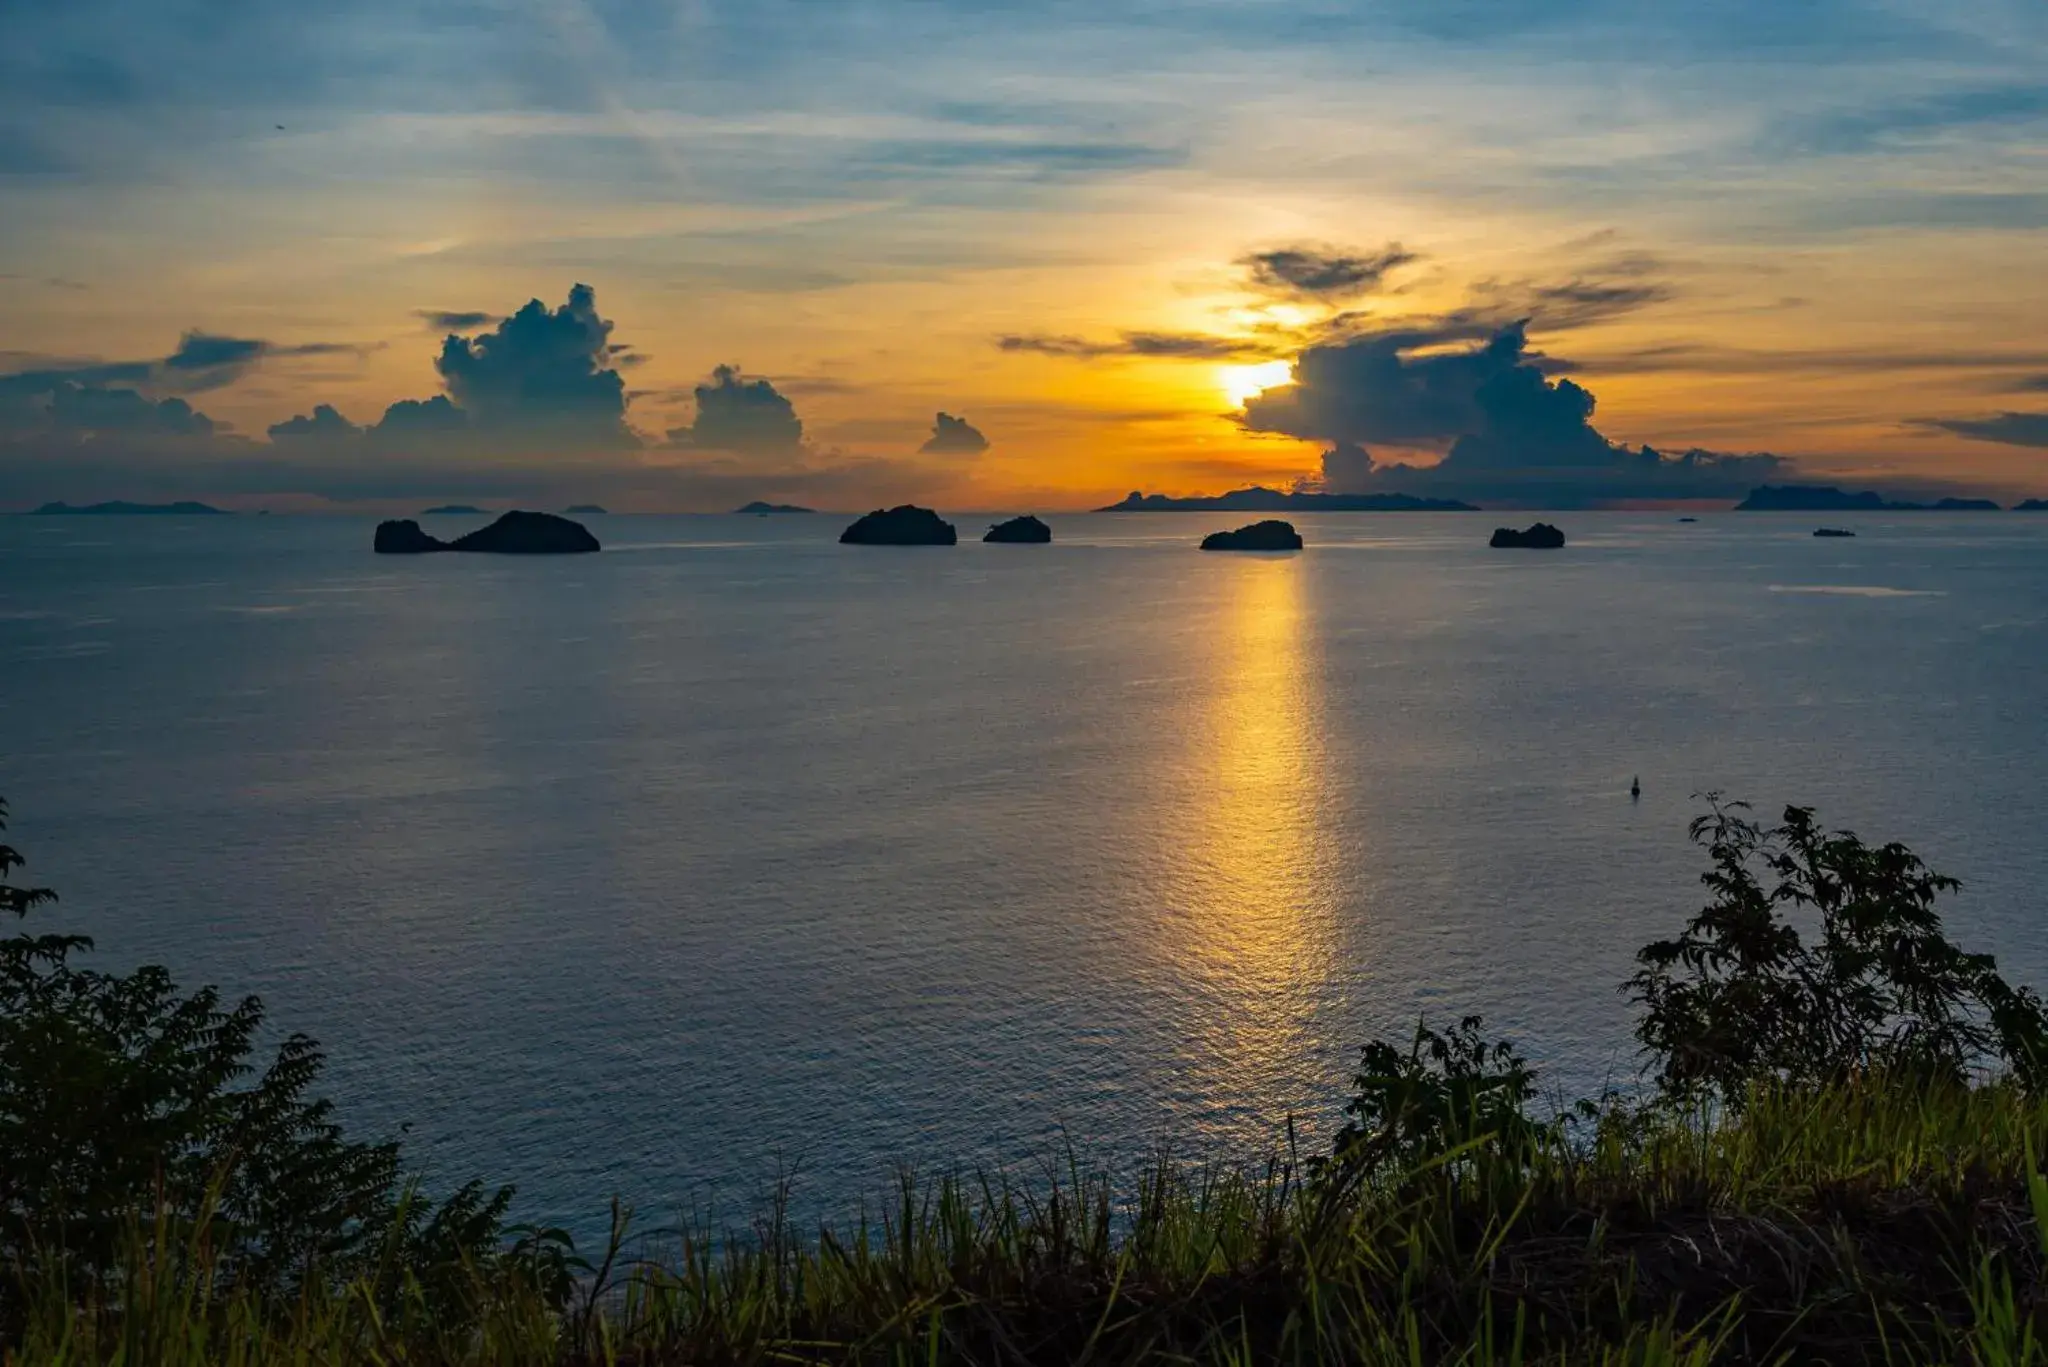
(1164, 556, 1341, 1139)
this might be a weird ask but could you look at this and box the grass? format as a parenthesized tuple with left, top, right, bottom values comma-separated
(9, 1075, 2048, 1365)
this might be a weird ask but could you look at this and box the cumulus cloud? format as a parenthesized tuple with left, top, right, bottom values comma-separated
(267, 403, 361, 441)
(1916, 411, 2048, 448)
(432, 284, 633, 446)
(372, 394, 468, 438)
(1240, 243, 1418, 298)
(666, 365, 804, 455)
(0, 371, 218, 438)
(47, 383, 217, 436)
(998, 331, 1272, 360)
(1249, 322, 1782, 506)
(919, 412, 989, 455)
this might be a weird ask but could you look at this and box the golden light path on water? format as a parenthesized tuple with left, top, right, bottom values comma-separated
(1159, 555, 1346, 1139)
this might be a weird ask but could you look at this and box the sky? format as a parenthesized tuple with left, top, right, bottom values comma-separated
(1, 0, 2045, 511)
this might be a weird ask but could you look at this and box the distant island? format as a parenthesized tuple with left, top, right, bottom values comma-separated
(735, 501, 814, 514)
(1490, 522, 1567, 549)
(420, 504, 487, 515)
(1100, 487, 1478, 513)
(840, 505, 956, 545)
(1200, 519, 1303, 551)
(984, 514, 1052, 544)
(562, 504, 608, 515)
(2017, 499, 2048, 511)
(32, 500, 228, 515)
(1735, 484, 2002, 512)
(374, 510, 600, 555)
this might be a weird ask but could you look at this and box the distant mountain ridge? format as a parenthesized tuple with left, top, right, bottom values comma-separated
(1735, 484, 2002, 512)
(33, 500, 228, 515)
(1100, 487, 1479, 512)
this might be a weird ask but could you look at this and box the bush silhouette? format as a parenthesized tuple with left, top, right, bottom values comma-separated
(1627, 796, 2048, 1101)
(0, 797, 513, 1309)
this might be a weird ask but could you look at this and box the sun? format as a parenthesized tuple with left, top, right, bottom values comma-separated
(1217, 359, 1294, 408)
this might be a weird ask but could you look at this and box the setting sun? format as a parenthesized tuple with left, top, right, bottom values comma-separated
(1218, 360, 1294, 409)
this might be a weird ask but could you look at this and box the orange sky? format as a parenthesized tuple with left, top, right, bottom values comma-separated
(3, 1, 2045, 509)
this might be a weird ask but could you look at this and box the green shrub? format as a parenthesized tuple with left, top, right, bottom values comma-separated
(1626, 796, 2048, 1102)
(0, 797, 511, 1316)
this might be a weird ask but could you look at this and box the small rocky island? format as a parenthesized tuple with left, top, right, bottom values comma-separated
(1490, 523, 1566, 549)
(373, 510, 600, 555)
(1200, 519, 1302, 551)
(737, 501, 814, 514)
(1813, 527, 1857, 538)
(840, 505, 956, 545)
(421, 504, 486, 515)
(2017, 499, 2048, 511)
(984, 515, 1051, 543)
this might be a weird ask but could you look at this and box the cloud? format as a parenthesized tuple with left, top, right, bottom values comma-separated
(45, 383, 217, 436)
(1250, 321, 1784, 505)
(2013, 376, 2048, 393)
(919, 412, 989, 455)
(1240, 243, 1418, 298)
(372, 394, 468, 438)
(998, 331, 1272, 360)
(666, 365, 804, 454)
(267, 404, 362, 441)
(163, 331, 265, 376)
(2, 332, 363, 398)
(432, 284, 633, 447)
(1474, 277, 1676, 329)
(1915, 411, 2048, 448)
(1244, 321, 1528, 447)
(415, 309, 500, 331)
(0, 370, 218, 439)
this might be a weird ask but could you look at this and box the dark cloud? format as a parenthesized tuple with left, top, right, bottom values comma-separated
(998, 331, 1271, 360)
(0, 370, 217, 439)
(919, 412, 989, 455)
(164, 331, 266, 375)
(1244, 322, 1529, 447)
(46, 383, 216, 436)
(1241, 243, 1418, 297)
(1915, 412, 2048, 448)
(2014, 376, 2048, 393)
(267, 403, 361, 441)
(433, 284, 633, 447)
(1250, 322, 1784, 506)
(4, 332, 363, 398)
(0, 358, 153, 390)
(1314, 441, 1377, 492)
(667, 365, 804, 454)
(373, 394, 468, 437)
(416, 309, 500, 331)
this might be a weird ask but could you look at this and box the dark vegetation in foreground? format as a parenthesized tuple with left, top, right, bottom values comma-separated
(6, 798, 2048, 1363)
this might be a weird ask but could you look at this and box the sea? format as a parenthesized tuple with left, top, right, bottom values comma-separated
(3, 509, 2044, 1236)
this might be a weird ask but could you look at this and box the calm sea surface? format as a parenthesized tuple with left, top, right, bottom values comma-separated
(3, 510, 2045, 1232)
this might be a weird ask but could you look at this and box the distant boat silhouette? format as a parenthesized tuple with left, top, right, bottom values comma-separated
(1631, 776, 1641, 801)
